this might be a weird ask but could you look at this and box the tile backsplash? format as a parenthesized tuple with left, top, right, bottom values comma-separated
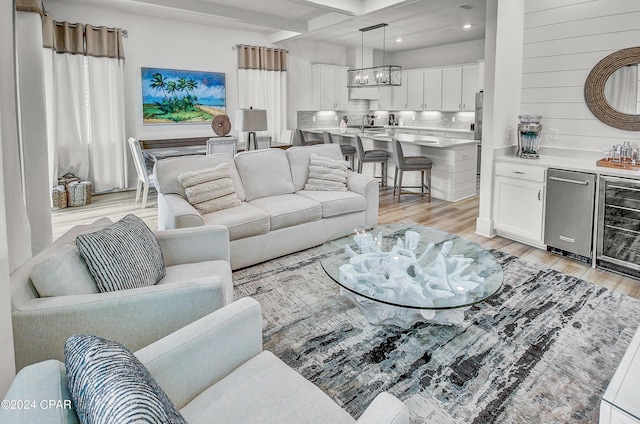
(297, 100, 475, 130)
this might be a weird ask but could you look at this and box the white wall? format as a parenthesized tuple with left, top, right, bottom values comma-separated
(521, 0, 640, 154)
(476, 0, 525, 237)
(0, 1, 18, 395)
(385, 39, 485, 69)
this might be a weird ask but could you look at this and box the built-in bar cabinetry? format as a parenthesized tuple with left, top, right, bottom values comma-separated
(311, 64, 349, 110)
(493, 162, 546, 248)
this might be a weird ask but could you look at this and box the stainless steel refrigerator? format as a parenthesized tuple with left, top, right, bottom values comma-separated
(474, 91, 483, 140)
(474, 91, 483, 175)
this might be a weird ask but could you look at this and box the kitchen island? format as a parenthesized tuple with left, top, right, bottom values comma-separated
(301, 127, 479, 202)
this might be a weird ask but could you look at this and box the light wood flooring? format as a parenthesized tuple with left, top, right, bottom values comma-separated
(51, 187, 640, 300)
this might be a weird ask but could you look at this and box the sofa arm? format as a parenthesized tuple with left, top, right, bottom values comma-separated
(156, 225, 230, 266)
(135, 297, 263, 409)
(12, 278, 227, 371)
(0, 360, 79, 424)
(347, 172, 379, 226)
(356, 392, 410, 424)
(157, 193, 204, 230)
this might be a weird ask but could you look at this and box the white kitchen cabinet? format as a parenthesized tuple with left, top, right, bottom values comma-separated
(423, 68, 443, 110)
(391, 70, 408, 110)
(406, 69, 442, 111)
(442, 64, 479, 111)
(311, 64, 349, 110)
(406, 70, 424, 110)
(493, 162, 546, 247)
(375, 87, 392, 110)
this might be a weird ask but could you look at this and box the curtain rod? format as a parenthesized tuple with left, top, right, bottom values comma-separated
(233, 44, 288, 53)
(53, 21, 127, 35)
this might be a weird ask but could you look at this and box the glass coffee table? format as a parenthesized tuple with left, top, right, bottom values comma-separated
(320, 224, 503, 328)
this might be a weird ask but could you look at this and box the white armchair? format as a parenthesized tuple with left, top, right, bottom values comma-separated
(10, 218, 233, 371)
(2, 298, 410, 424)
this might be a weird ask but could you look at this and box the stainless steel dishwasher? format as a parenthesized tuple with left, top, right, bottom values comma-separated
(544, 169, 597, 262)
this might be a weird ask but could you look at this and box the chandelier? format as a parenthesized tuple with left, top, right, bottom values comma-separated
(348, 23, 402, 88)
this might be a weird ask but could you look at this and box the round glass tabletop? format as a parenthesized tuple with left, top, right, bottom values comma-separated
(320, 224, 504, 311)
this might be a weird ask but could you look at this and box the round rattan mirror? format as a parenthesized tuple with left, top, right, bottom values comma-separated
(584, 46, 640, 131)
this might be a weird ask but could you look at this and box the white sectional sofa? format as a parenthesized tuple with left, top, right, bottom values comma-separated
(155, 144, 379, 269)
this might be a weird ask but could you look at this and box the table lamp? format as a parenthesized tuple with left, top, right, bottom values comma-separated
(235, 107, 267, 151)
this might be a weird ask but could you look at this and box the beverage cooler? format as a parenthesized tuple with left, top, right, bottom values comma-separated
(597, 176, 640, 279)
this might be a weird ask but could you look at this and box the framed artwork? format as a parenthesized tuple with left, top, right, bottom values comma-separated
(141, 67, 226, 124)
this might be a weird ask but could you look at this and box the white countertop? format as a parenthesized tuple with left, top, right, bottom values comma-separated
(301, 127, 478, 149)
(497, 154, 640, 180)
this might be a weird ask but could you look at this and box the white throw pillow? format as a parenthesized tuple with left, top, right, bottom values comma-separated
(29, 244, 99, 297)
(178, 163, 243, 214)
(304, 153, 349, 192)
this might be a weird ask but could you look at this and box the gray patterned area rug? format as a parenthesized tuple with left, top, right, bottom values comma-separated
(233, 247, 640, 423)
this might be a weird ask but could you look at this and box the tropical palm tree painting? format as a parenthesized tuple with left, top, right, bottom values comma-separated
(141, 67, 226, 124)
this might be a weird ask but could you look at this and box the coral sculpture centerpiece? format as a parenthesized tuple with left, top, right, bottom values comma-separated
(339, 230, 492, 328)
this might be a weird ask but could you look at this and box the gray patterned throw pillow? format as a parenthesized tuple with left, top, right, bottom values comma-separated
(76, 214, 165, 293)
(304, 153, 349, 191)
(65, 334, 186, 424)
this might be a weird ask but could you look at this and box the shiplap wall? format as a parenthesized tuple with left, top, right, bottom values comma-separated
(521, 0, 640, 155)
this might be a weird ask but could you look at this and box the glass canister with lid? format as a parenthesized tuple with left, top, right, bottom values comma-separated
(517, 115, 542, 159)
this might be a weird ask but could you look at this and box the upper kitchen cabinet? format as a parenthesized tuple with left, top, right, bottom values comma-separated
(406, 69, 442, 111)
(442, 64, 479, 111)
(391, 70, 408, 110)
(312, 64, 349, 110)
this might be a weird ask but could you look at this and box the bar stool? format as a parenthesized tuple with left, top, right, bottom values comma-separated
(392, 138, 432, 201)
(323, 131, 356, 170)
(355, 135, 391, 186)
(294, 129, 323, 146)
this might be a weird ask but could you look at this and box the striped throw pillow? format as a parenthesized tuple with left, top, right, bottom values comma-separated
(304, 153, 349, 191)
(76, 214, 165, 293)
(178, 163, 242, 214)
(65, 334, 186, 424)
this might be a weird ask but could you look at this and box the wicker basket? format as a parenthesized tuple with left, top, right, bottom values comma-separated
(51, 185, 67, 209)
(67, 181, 92, 207)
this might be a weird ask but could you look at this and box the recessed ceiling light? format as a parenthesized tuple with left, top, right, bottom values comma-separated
(463, 24, 472, 29)
(396, 37, 403, 42)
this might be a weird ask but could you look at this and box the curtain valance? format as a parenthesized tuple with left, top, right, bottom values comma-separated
(237, 44, 287, 71)
(42, 14, 125, 59)
(15, 0, 43, 15)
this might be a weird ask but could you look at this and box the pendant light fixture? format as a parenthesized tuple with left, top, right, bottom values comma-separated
(348, 23, 402, 88)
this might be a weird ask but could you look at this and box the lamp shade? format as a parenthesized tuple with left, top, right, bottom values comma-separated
(235, 109, 267, 132)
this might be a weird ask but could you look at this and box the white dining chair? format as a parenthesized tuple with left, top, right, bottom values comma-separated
(206, 137, 237, 156)
(127, 137, 154, 208)
(280, 129, 293, 145)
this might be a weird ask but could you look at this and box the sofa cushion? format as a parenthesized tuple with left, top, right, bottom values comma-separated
(178, 163, 242, 214)
(65, 334, 186, 424)
(179, 351, 354, 424)
(286, 144, 344, 191)
(234, 149, 295, 201)
(160, 261, 229, 286)
(29, 244, 99, 297)
(202, 202, 270, 241)
(155, 155, 246, 201)
(76, 214, 166, 293)
(304, 153, 349, 192)
(249, 194, 322, 231)
(297, 190, 367, 218)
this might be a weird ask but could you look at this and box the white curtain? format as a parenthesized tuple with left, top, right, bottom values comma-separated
(86, 56, 126, 192)
(237, 45, 287, 141)
(605, 65, 638, 114)
(43, 17, 126, 193)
